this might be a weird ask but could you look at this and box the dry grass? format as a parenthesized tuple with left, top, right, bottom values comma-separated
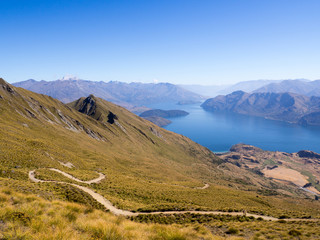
(262, 166, 309, 186)
(0, 187, 214, 240)
(1, 187, 319, 239)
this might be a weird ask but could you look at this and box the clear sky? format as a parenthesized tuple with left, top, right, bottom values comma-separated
(1, 0, 320, 85)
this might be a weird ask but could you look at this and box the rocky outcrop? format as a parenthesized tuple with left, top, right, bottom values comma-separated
(297, 150, 320, 160)
(107, 112, 118, 124)
(0, 78, 17, 95)
(77, 94, 97, 116)
(70, 95, 118, 125)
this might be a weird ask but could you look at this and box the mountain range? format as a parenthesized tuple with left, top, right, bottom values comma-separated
(13, 78, 204, 112)
(180, 80, 282, 97)
(254, 79, 320, 96)
(201, 91, 320, 125)
(180, 79, 320, 97)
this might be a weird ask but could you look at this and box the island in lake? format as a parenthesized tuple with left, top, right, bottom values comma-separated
(140, 109, 189, 127)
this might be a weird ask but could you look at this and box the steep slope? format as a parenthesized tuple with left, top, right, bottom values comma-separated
(13, 79, 204, 109)
(254, 79, 320, 96)
(1, 78, 320, 220)
(201, 91, 320, 125)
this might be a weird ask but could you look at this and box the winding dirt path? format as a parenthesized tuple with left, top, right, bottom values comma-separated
(195, 183, 209, 190)
(28, 169, 318, 221)
(29, 170, 135, 216)
(49, 168, 105, 184)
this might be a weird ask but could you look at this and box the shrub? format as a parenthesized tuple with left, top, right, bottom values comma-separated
(288, 229, 302, 236)
(64, 211, 77, 222)
(226, 227, 239, 234)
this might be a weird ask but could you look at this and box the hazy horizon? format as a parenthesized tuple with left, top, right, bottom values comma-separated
(10, 76, 316, 87)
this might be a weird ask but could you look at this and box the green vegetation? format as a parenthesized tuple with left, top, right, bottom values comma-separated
(263, 158, 277, 167)
(131, 213, 257, 224)
(207, 220, 320, 239)
(301, 170, 320, 192)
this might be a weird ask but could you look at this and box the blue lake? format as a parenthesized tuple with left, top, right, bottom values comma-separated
(146, 103, 320, 153)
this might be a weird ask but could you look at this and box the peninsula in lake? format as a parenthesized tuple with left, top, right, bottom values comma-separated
(202, 91, 320, 126)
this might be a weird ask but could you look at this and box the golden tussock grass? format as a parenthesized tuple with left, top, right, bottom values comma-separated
(0, 187, 216, 240)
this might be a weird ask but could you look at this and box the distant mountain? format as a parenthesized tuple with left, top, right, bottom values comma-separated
(179, 84, 230, 97)
(179, 80, 281, 97)
(201, 91, 320, 125)
(218, 80, 283, 95)
(254, 79, 320, 96)
(13, 79, 204, 111)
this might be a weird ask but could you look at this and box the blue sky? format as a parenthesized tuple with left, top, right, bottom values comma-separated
(1, 0, 320, 85)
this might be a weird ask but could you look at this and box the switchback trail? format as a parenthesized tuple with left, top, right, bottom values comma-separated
(49, 168, 105, 184)
(28, 169, 318, 221)
(195, 183, 209, 190)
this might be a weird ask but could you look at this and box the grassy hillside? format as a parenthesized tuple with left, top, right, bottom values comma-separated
(1, 184, 320, 239)
(1, 78, 320, 238)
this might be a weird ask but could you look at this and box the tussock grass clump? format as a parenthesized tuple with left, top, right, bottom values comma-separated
(132, 213, 255, 225)
(225, 227, 239, 234)
(207, 219, 320, 239)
